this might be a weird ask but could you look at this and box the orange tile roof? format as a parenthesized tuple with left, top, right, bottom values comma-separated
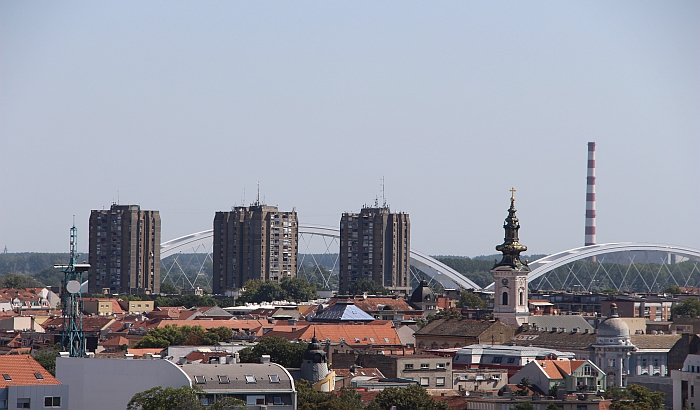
(553, 360, 587, 376)
(102, 335, 130, 347)
(265, 322, 403, 346)
(126, 348, 164, 357)
(0, 355, 61, 388)
(537, 360, 566, 379)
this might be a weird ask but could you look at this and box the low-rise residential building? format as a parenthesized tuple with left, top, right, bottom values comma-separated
(453, 344, 576, 378)
(672, 354, 700, 410)
(414, 319, 515, 349)
(0, 354, 69, 410)
(461, 396, 612, 410)
(332, 352, 453, 389)
(510, 359, 605, 395)
(451, 368, 508, 393)
(118, 299, 154, 314)
(57, 356, 297, 410)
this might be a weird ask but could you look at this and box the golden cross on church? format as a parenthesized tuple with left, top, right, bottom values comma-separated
(510, 187, 516, 201)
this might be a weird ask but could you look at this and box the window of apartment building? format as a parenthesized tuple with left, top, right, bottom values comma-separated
(405, 364, 414, 370)
(491, 357, 503, 364)
(273, 397, 283, 405)
(692, 385, 695, 398)
(436, 363, 446, 369)
(576, 406, 587, 410)
(44, 397, 61, 408)
(436, 377, 445, 386)
(16, 399, 30, 409)
(420, 363, 429, 369)
(420, 377, 430, 386)
(583, 366, 592, 375)
(506, 358, 515, 364)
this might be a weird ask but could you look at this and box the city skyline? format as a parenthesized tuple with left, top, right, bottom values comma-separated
(1, 2, 698, 257)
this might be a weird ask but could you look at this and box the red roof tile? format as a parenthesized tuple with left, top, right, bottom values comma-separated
(0, 355, 61, 388)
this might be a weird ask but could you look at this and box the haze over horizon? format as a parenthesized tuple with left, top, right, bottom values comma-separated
(1, 2, 698, 257)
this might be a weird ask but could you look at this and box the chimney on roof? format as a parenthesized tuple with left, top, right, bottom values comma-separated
(260, 355, 271, 364)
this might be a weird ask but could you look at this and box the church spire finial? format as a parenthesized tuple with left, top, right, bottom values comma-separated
(494, 188, 528, 270)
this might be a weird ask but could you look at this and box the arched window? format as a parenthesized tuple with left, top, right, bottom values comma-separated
(502, 291, 508, 306)
(519, 290, 524, 306)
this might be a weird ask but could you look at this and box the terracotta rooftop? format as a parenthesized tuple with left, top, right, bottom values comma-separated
(262, 322, 403, 346)
(0, 355, 61, 388)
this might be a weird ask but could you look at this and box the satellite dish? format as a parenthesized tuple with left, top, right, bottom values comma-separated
(66, 280, 81, 294)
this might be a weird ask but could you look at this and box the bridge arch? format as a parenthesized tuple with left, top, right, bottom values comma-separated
(485, 242, 700, 291)
(160, 224, 480, 290)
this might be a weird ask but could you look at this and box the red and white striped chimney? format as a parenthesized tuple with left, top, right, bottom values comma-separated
(585, 142, 597, 247)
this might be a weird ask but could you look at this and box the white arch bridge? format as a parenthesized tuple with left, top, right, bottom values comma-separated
(160, 226, 700, 292)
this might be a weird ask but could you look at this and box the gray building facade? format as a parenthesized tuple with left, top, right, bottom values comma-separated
(213, 204, 298, 294)
(88, 204, 160, 295)
(339, 206, 410, 294)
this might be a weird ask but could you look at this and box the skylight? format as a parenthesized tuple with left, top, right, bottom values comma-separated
(269, 374, 280, 383)
(245, 375, 256, 383)
(34, 373, 43, 380)
(193, 375, 206, 384)
(2, 374, 10, 381)
(217, 375, 230, 384)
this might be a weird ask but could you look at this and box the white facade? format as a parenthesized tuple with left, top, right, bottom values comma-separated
(492, 266, 529, 327)
(56, 357, 190, 410)
(672, 354, 700, 410)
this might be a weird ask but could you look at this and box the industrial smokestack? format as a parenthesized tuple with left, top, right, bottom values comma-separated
(585, 142, 597, 250)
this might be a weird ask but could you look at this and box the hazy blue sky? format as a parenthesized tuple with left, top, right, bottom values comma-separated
(1, 1, 698, 257)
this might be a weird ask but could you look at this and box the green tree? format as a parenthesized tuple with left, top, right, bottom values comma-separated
(665, 285, 682, 294)
(546, 403, 562, 410)
(238, 336, 307, 368)
(608, 384, 664, 410)
(417, 310, 463, 328)
(1, 273, 43, 289)
(159, 281, 179, 294)
(514, 378, 531, 396)
(127, 386, 202, 410)
(366, 384, 449, 410)
(514, 402, 535, 410)
(155, 294, 217, 308)
(32, 344, 61, 375)
(457, 290, 487, 309)
(346, 279, 391, 296)
(672, 298, 700, 318)
(281, 277, 317, 302)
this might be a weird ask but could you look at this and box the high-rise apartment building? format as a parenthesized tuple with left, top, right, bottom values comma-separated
(213, 204, 298, 294)
(339, 206, 410, 294)
(88, 204, 161, 295)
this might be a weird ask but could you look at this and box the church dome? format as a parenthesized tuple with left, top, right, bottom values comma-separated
(410, 280, 435, 303)
(597, 303, 630, 337)
(598, 317, 630, 337)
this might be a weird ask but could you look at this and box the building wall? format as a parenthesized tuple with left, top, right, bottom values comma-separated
(5, 384, 69, 410)
(56, 357, 191, 410)
(339, 207, 410, 294)
(213, 206, 298, 293)
(452, 369, 508, 393)
(88, 204, 161, 295)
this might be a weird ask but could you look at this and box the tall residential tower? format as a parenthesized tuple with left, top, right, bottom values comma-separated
(212, 203, 298, 294)
(339, 205, 411, 294)
(88, 204, 161, 295)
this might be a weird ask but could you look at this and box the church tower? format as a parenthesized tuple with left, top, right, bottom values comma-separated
(492, 189, 530, 327)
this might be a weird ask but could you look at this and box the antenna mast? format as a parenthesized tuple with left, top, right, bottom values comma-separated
(54, 220, 90, 356)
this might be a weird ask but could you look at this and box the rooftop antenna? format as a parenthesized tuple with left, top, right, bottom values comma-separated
(54, 218, 90, 357)
(117, 191, 119, 205)
(256, 182, 260, 206)
(3, 246, 6, 254)
(381, 176, 386, 207)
